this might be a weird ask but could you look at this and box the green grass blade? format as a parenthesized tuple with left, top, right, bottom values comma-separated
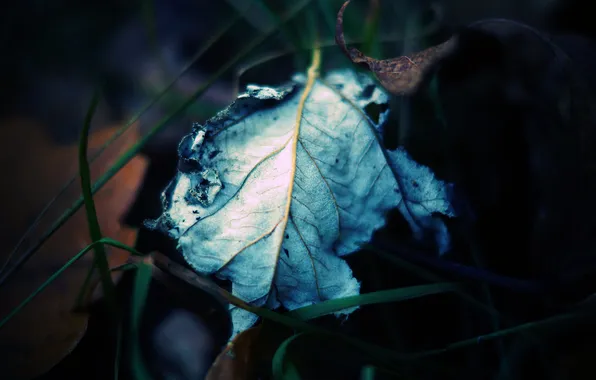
(360, 365, 376, 380)
(0, 0, 314, 288)
(130, 257, 154, 380)
(315, 0, 336, 36)
(272, 333, 305, 380)
(288, 283, 459, 321)
(79, 88, 117, 314)
(252, 0, 311, 69)
(110, 262, 142, 273)
(141, 0, 159, 59)
(363, 243, 498, 318)
(412, 311, 589, 359)
(361, 0, 381, 57)
(74, 259, 97, 309)
(152, 252, 413, 368)
(0, 238, 143, 330)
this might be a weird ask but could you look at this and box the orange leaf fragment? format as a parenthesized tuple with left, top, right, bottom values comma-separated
(206, 326, 262, 380)
(0, 120, 148, 379)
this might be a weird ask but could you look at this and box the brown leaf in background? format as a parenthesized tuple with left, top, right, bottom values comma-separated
(0, 120, 148, 379)
(335, 0, 455, 95)
(206, 326, 262, 380)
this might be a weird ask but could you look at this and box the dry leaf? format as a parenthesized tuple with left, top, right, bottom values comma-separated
(0, 120, 148, 379)
(206, 326, 261, 380)
(151, 68, 455, 337)
(335, 0, 455, 95)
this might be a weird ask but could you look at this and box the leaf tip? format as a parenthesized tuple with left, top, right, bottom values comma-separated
(335, 0, 369, 67)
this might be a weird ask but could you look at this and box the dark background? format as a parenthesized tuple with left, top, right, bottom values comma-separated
(0, 0, 594, 379)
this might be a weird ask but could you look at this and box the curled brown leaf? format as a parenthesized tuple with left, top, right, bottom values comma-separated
(335, 0, 455, 95)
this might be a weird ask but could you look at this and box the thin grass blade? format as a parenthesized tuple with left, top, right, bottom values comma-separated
(412, 311, 591, 359)
(360, 365, 376, 380)
(272, 333, 305, 380)
(78, 88, 117, 314)
(130, 256, 154, 380)
(288, 283, 459, 321)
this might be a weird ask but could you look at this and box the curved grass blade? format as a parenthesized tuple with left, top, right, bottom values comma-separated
(130, 256, 154, 380)
(0, 238, 143, 331)
(79, 88, 117, 314)
(0, 0, 315, 288)
(364, 240, 544, 294)
(272, 333, 304, 380)
(288, 283, 459, 321)
(149, 252, 431, 372)
(272, 334, 401, 380)
(411, 310, 591, 359)
(0, 9, 246, 278)
(363, 244, 498, 317)
(360, 365, 376, 380)
(151, 252, 414, 369)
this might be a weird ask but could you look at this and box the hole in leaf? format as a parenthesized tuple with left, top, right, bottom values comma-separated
(364, 102, 388, 125)
(360, 84, 376, 99)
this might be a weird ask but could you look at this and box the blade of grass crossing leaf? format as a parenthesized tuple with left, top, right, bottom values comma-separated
(130, 257, 154, 380)
(288, 283, 459, 321)
(79, 88, 117, 315)
(152, 253, 414, 368)
(150, 251, 438, 370)
(0, 238, 143, 330)
(157, 251, 581, 370)
(272, 333, 304, 380)
(0, 0, 314, 288)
